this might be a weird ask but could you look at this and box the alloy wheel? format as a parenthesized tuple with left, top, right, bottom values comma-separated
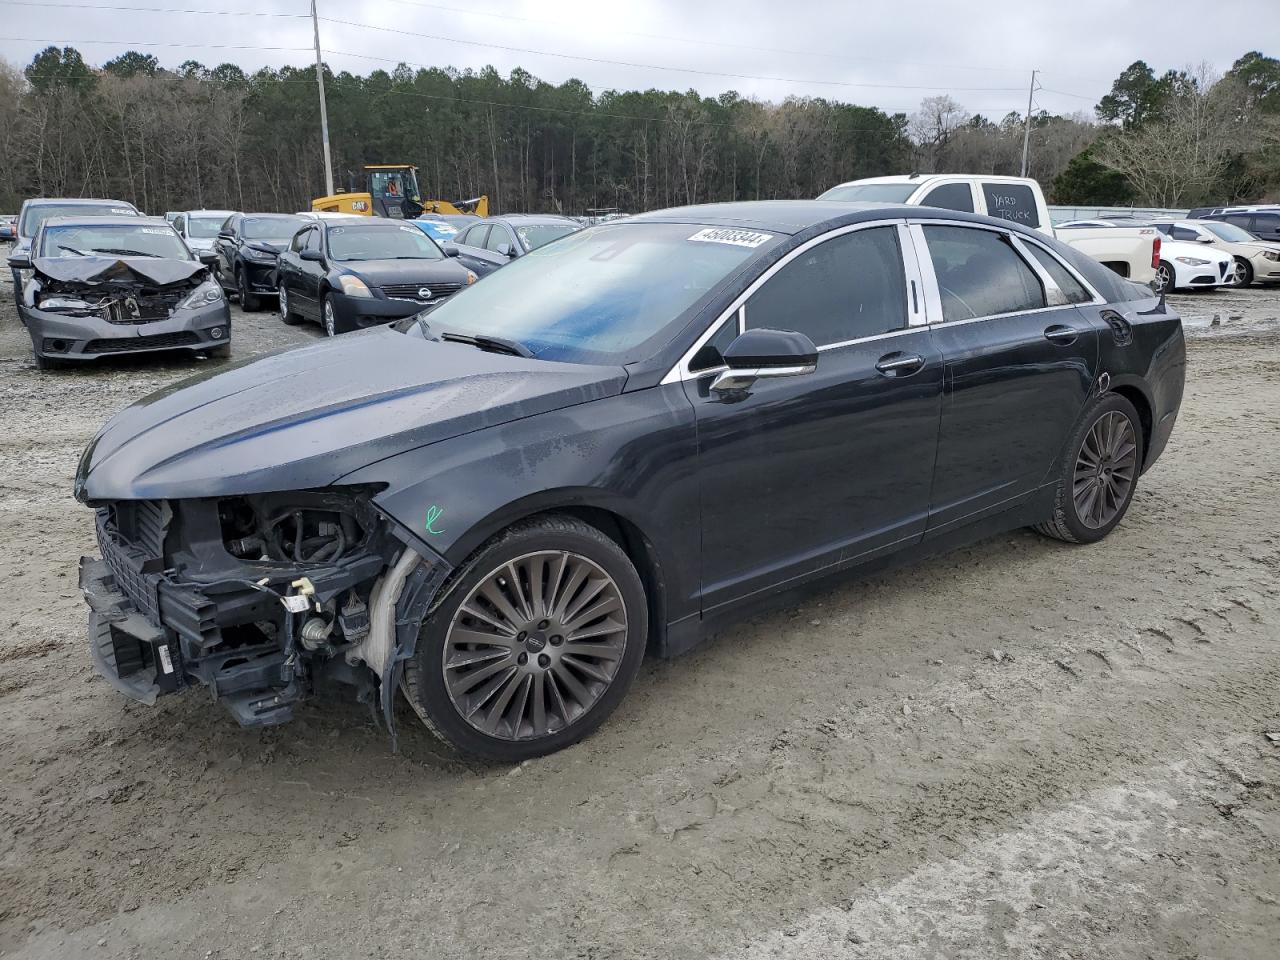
(323, 299, 336, 336)
(1154, 264, 1172, 294)
(1072, 410, 1138, 529)
(441, 550, 628, 741)
(278, 285, 289, 318)
(1233, 260, 1248, 285)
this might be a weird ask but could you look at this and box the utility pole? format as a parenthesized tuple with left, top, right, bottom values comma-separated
(1020, 69, 1038, 178)
(311, 0, 335, 197)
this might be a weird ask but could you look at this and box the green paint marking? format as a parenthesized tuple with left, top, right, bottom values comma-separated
(424, 505, 446, 535)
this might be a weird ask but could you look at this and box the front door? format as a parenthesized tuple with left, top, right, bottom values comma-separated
(913, 223, 1102, 533)
(683, 223, 943, 613)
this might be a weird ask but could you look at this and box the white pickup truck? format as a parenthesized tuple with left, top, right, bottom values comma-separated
(818, 174, 1158, 285)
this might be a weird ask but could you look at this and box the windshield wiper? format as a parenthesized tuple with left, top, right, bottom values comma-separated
(439, 331, 533, 358)
(93, 247, 161, 257)
(56, 244, 92, 256)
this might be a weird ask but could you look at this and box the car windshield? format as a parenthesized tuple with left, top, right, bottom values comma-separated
(242, 216, 307, 242)
(415, 220, 458, 240)
(1203, 221, 1257, 243)
(328, 224, 443, 261)
(39, 222, 190, 259)
(186, 216, 226, 239)
(514, 222, 579, 251)
(20, 202, 137, 238)
(817, 183, 917, 203)
(416, 221, 776, 364)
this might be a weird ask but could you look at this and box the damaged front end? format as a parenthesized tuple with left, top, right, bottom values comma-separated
(79, 488, 450, 741)
(26, 257, 230, 361)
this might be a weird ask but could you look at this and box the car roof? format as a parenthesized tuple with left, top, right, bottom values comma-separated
(23, 197, 137, 208)
(628, 200, 954, 235)
(824, 174, 1037, 190)
(183, 209, 235, 217)
(322, 217, 417, 229)
(39, 215, 171, 228)
(492, 214, 578, 224)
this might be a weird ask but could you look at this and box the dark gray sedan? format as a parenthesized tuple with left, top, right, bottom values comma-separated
(444, 213, 581, 276)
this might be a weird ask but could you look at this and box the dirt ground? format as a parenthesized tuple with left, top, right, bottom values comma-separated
(0, 272, 1277, 960)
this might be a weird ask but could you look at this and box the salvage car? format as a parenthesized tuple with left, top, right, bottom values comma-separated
(276, 218, 478, 336)
(172, 209, 236, 257)
(13, 215, 229, 369)
(445, 214, 581, 276)
(75, 201, 1184, 761)
(213, 212, 308, 311)
(9, 197, 141, 306)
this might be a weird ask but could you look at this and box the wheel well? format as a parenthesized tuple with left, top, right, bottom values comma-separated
(547, 506, 667, 657)
(1111, 385, 1152, 465)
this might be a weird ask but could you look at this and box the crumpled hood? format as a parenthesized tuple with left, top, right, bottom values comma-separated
(76, 327, 627, 501)
(33, 256, 206, 287)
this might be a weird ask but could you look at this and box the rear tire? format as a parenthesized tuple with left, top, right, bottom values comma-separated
(401, 515, 648, 762)
(1034, 393, 1144, 545)
(278, 284, 303, 325)
(237, 268, 261, 312)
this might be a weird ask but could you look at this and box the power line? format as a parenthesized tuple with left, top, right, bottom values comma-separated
(0, 35, 313, 53)
(5, 1, 307, 17)
(316, 16, 1028, 94)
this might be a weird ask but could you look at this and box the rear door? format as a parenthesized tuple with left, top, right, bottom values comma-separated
(680, 221, 944, 611)
(913, 221, 1103, 534)
(1248, 213, 1280, 242)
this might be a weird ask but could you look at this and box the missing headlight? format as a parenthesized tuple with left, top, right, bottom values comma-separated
(217, 487, 381, 564)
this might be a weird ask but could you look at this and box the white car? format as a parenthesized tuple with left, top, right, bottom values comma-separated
(171, 209, 236, 255)
(1058, 219, 1233, 294)
(819, 175, 1158, 285)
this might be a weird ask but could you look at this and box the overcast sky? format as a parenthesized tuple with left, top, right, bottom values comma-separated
(3, 0, 1275, 119)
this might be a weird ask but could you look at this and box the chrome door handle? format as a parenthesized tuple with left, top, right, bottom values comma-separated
(875, 352, 925, 376)
(1043, 324, 1081, 344)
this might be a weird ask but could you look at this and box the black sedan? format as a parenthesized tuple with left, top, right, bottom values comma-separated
(445, 213, 581, 276)
(213, 213, 309, 311)
(74, 202, 1184, 762)
(276, 218, 478, 336)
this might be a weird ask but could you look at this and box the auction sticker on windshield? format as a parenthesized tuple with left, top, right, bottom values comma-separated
(687, 228, 773, 248)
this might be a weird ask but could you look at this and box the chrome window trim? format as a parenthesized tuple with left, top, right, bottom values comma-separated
(661, 219, 911, 384)
(909, 218, 1108, 326)
(1008, 234, 1069, 306)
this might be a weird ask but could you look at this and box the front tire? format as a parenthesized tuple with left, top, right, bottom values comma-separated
(1153, 261, 1175, 295)
(1233, 257, 1253, 287)
(1034, 393, 1144, 544)
(237, 268, 261, 312)
(321, 293, 345, 336)
(402, 516, 648, 762)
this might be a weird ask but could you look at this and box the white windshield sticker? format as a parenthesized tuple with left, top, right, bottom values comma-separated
(687, 227, 773, 248)
(110, 208, 133, 215)
(400, 226, 419, 233)
(140, 227, 170, 235)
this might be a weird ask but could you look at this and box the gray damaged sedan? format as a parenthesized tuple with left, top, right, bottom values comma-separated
(10, 216, 231, 369)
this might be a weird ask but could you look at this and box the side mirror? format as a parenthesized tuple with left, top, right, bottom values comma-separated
(299, 248, 324, 262)
(442, 243, 460, 258)
(198, 251, 219, 267)
(495, 241, 513, 257)
(1198, 235, 1215, 243)
(7, 253, 31, 270)
(711, 328, 818, 396)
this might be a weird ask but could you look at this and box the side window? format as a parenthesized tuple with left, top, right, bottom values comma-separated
(290, 229, 308, 252)
(1024, 244, 1093, 305)
(484, 226, 512, 253)
(689, 316, 742, 373)
(463, 225, 489, 247)
(1170, 225, 1199, 242)
(922, 225, 1046, 322)
(304, 228, 321, 253)
(1252, 214, 1280, 237)
(981, 183, 1040, 228)
(745, 227, 907, 346)
(921, 183, 974, 213)
(1225, 215, 1253, 230)
(174, 214, 186, 234)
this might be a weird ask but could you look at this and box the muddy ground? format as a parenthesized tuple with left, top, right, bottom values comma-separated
(0, 274, 1277, 959)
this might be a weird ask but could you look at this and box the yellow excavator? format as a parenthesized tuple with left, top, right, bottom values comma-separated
(312, 164, 489, 219)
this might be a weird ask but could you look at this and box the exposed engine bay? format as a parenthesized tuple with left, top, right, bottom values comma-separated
(79, 488, 450, 742)
(28, 257, 214, 323)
